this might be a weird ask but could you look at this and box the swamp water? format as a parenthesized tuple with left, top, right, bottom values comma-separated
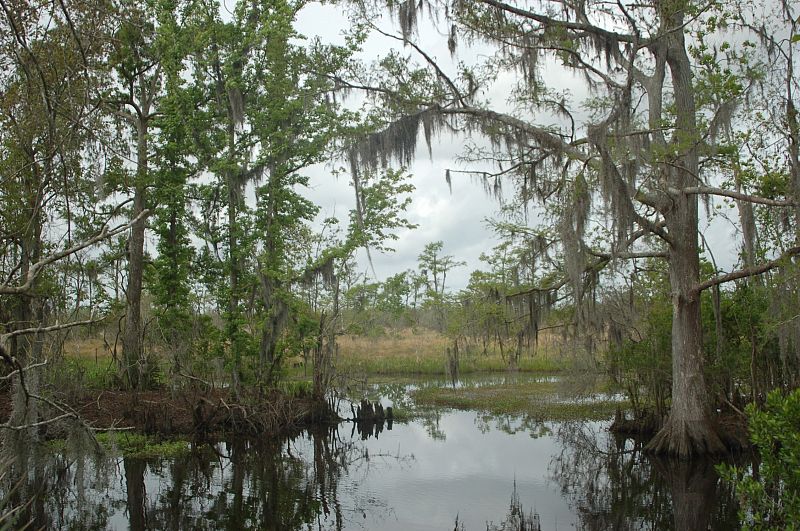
(9, 376, 741, 530)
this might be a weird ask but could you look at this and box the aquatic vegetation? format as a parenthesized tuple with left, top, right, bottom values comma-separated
(411, 378, 624, 421)
(94, 432, 191, 459)
(335, 352, 565, 376)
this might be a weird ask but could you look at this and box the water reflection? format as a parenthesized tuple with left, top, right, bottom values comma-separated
(3, 430, 390, 530)
(0, 383, 743, 530)
(550, 421, 741, 530)
(482, 483, 542, 531)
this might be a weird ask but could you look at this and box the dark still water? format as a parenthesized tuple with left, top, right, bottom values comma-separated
(8, 381, 741, 530)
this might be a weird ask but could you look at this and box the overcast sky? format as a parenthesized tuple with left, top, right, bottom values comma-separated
(293, 3, 506, 290)
(291, 2, 741, 291)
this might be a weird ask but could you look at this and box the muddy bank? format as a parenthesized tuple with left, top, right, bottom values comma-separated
(0, 386, 337, 440)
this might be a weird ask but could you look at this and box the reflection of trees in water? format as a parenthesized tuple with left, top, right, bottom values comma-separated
(421, 411, 447, 441)
(0, 443, 116, 530)
(1, 425, 414, 530)
(453, 483, 542, 531)
(144, 437, 327, 530)
(551, 422, 671, 529)
(134, 429, 398, 530)
(486, 483, 542, 531)
(549, 421, 740, 530)
(474, 413, 552, 438)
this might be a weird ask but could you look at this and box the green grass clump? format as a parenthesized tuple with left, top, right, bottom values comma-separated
(277, 379, 313, 397)
(387, 407, 412, 422)
(58, 357, 117, 389)
(411, 380, 623, 421)
(95, 432, 190, 458)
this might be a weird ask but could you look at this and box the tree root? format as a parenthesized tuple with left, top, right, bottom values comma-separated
(645, 416, 728, 458)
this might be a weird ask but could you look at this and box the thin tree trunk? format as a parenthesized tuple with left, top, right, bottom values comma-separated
(122, 117, 148, 389)
(785, 54, 800, 386)
(224, 102, 245, 394)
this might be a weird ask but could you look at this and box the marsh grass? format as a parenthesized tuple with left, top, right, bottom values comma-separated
(94, 432, 190, 459)
(411, 378, 624, 421)
(47, 432, 191, 459)
(60, 338, 172, 389)
(62, 328, 569, 385)
(62, 338, 107, 359)
(56, 356, 118, 390)
(335, 329, 566, 376)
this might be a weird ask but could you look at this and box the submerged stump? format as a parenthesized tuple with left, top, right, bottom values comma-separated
(351, 400, 393, 439)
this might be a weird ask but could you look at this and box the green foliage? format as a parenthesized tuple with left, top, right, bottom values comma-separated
(95, 432, 190, 459)
(701, 283, 777, 401)
(57, 357, 118, 391)
(719, 389, 800, 529)
(347, 168, 417, 252)
(608, 290, 672, 418)
(453, 269, 519, 350)
(342, 273, 416, 335)
(609, 259, 789, 418)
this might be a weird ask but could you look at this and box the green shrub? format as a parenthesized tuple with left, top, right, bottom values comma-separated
(719, 388, 800, 529)
(607, 293, 672, 418)
(56, 357, 117, 390)
(277, 379, 312, 398)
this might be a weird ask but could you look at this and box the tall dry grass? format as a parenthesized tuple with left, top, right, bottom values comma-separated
(336, 328, 567, 375)
(61, 327, 570, 379)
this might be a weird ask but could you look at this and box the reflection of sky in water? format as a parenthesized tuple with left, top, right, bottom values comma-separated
(53, 408, 585, 529)
(22, 378, 739, 529)
(312, 411, 581, 530)
(87, 411, 575, 531)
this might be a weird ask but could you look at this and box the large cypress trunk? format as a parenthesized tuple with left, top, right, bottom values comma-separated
(646, 198, 726, 456)
(653, 458, 720, 530)
(645, 3, 726, 457)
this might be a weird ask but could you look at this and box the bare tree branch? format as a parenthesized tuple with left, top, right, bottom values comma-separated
(0, 209, 150, 296)
(369, 24, 467, 107)
(694, 246, 800, 293)
(0, 360, 48, 381)
(0, 412, 75, 431)
(0, 317, 106, 343)
(589, 249, 669, 260)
